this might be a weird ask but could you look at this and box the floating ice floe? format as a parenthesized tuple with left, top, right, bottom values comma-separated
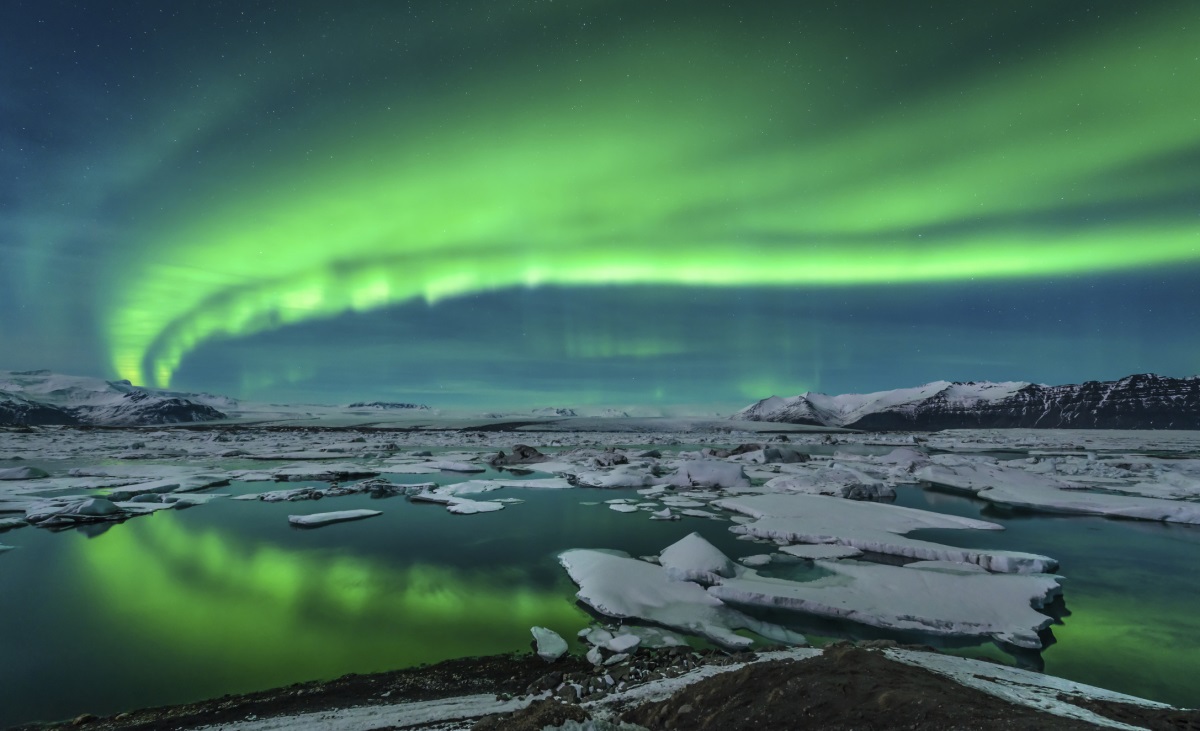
(574, 465, 661, 488)
(0, 516, 27, 530)
(0, 466, 49, 480)
(287, 509, 382, 527)
(445, 499, 504, 515)
(25, 497, 128, 528)
(262, 463, 381, 482)
(710, 559, 1063, 649)
(431, 477, 572, 495)
(649, 508, 679, 520)
(714, 493, 1057, 574)
(234, 479, 433, 502)
(679, 508, 725, 520)
(530, 626, 568, 662)
(916, 462, 1200, 524)
(558, 548, 806, 649)
(423, 460, 487, 473)
(608, 503, 640, 513)
(408, 491, 505, 514)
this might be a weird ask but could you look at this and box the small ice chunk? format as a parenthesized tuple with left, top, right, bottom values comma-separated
(604, 633, 641, 653)
(609, 503, 640, 513)
(740, 554, 773, 567)
(659, 532, 737, 585)
(649, 508, 679, 520)
(530, 626, 568, 662)
(288, 509, 381, 527)
(445, 499, 504, 515)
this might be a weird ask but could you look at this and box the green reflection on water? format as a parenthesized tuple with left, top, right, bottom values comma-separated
(76, 510, 588, 684)
(901, 487, 1200, 709)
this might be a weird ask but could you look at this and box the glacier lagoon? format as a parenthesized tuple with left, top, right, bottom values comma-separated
(1, 437, 1199, 726)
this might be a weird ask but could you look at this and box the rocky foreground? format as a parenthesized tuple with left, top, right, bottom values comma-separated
(12, 644, 1198, 731)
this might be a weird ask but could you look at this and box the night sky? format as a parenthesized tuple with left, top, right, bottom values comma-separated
(2, 1, 1197, 410)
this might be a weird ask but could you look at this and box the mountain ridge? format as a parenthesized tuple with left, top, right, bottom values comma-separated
(0, 370, 227, 426)
(737, 374, 1200, 430)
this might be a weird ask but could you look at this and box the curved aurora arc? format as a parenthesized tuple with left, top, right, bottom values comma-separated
(105, 6, 1200, 387)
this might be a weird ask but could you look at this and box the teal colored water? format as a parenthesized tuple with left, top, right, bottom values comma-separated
(1, 471, 1197, 726)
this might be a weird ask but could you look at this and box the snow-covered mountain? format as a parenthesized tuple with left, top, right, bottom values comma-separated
(0, 370, 228, 426)
(737, 374, 1200, 430)
(346, 401, 432, 410)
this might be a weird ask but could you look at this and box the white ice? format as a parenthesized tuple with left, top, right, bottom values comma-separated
(917, 461, 1200, 524)
(715, 493, 1057, 574)
(287, 509, 382, 527)
(710, 558, 1063, 648)
(558, 548, 805, 649)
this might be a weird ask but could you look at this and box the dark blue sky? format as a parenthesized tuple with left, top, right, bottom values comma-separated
(2, 1, 1197, 409)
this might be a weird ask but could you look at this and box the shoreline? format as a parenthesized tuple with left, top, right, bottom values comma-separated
(10, 643, 1198, 731)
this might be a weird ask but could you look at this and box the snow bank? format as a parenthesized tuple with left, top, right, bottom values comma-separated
(885, 648, 1170, 730)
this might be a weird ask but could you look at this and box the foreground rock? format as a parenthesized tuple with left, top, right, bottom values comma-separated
(19, 646, 1196, 731)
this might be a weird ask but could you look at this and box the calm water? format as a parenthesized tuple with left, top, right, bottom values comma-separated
(1, 470, 1198, 726)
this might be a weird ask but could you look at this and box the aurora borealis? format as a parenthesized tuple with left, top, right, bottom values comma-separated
(3, 1, 1198, 408)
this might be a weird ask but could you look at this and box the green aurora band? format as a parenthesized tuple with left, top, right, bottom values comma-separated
(105, 5, 1200, 387)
